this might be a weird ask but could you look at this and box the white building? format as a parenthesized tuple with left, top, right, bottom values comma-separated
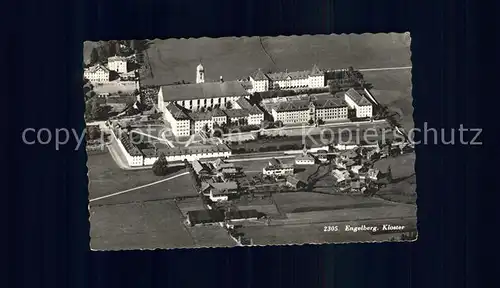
(262, 158, 294, 176)
(248, 64, 325, 93)
(158, 144, 232, 163)
(142, 148, 158, 166)
(271, 95, 348, 125)
(164, 103, 191, 137)
(295, 153, 316, 165)
(165, 101, 261, 137)
(235, 97, 265, 125)
(107, 56, 128, 74)
(111, 129, 144, 167)
(83, 64, 111, 83)
(343, 88, 373, 118)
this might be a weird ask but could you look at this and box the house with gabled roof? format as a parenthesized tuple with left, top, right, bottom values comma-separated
(83, 64, 111, 83)
(201, 181, 239, 202)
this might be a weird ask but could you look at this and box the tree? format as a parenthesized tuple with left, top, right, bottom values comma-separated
(88, 126, 101, 140)
(225, 101, 232, 109)
(308, 118, 315, 125)
(317, 118, 325, 125)
(328, 80, 339, 93)
(274, 121, 283, 128)
(203, 124, 211, 135)
(89, 48, 99, 65)
(152, 153, 170, 176)
(199, 107, 206, 112)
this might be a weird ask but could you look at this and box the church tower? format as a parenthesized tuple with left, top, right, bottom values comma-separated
(196, 63, 205, 83)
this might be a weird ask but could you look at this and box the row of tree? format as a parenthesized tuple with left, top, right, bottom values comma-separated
(85, 99, 112, 121)
(88, 40, 148, 66)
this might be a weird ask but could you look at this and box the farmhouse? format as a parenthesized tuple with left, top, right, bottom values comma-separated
(192, 159, 210, 175)
(186, 210, 225, 226)
(224, 209, 262, 222)
(84, 64, 111, 83)
(286, 176, 306, 189)
(262, 158, 294, 176)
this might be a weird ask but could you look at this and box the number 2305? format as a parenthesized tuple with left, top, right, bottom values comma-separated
(324, 225, 339, 232)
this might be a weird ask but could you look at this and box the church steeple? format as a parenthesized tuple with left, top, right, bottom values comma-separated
(196, 62, 205, 83)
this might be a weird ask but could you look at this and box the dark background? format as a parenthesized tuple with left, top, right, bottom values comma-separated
(6, 0, 490, 287)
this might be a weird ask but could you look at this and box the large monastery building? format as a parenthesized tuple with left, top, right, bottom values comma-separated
(341, 88, 373, 118)
(158, 64, 250, 113)
(248, 64, 325, 93)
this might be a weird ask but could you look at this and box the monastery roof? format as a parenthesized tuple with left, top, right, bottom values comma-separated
(310, 64, 323, 76)
(344, 88, 372, 106)
(224, 109, 249, 118)
(248, 105, 264, 115)
(85, 64, 110, 73)
(166, 103, 190, 120)
(119, 132, 142, 156)
(210, 108, 227, 117)
(267, 70, 311, 81)
(274, 99, 311, 112)
(236, 97, 253, 110)
(250, 69, 269, 81)
(314, 97, 348, 109)
(160, 80, 250, 102)
(188, 111, 213, 121)
(108, 56, 127, 62)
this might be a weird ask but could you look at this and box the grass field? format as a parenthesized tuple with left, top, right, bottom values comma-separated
(239, 223, 374, 245)
(283, 205, 416, 224)
(187, 225, 237, 248)
(374, 153, 416, 180)
(90, 200, 194, 250)
(373, 153, 417, 203)
(88, 153, 166, 199)
(88, 152, 192, 204)
(176, 198, 206, 216)
(141, 34, 411, 86)
(273, 192, 386, 214)
(90, 173, 197, 206)
(363, 69, 414, 130)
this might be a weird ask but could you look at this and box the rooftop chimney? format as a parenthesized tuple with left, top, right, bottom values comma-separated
(220, 76, 224, 83)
